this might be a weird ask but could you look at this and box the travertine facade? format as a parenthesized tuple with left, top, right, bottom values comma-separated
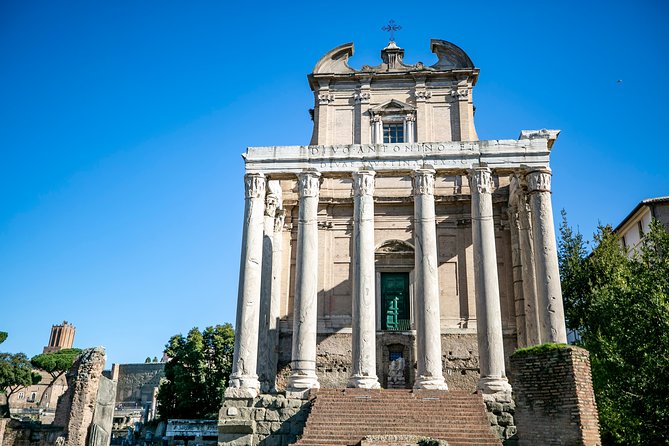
(225, 39, 568, 400)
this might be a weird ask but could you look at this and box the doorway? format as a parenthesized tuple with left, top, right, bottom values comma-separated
(380, 272, 410, 331)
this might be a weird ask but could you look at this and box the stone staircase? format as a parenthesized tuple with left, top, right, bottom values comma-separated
(293, 388, 502, 446)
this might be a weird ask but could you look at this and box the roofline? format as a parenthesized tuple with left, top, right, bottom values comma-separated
(613, 196, 669, 233)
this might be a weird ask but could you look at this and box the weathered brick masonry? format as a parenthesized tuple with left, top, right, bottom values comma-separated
(510, 346, 601, 446)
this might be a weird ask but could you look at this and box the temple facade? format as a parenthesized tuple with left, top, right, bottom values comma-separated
(224, 39, 567, 399)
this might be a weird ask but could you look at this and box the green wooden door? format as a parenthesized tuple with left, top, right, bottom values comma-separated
(381, 272, 410, 330)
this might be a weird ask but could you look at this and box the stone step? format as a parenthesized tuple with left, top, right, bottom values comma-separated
(291, 389, 502, 446)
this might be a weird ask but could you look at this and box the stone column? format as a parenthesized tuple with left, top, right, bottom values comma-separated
(507, 180, 527, 348)
(469, 167, 511, 394)
(412, 168, 448, 390)
(516, 183, 541, 346)
(526, 168, 568, 344)
(348, 170, 380, 389)
(372, 115, 382, 144)
(287, 171, 321, 395)
(258, 182, 281, 392)
(406, 114, 416, 143)
(226, 173, 265, 398)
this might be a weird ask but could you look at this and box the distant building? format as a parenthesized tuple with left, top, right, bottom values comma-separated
(615, 196, 669, 255)
(108, 362, 165, 438)
(7, 322, 75, 422)
(43, 321, 76, 353)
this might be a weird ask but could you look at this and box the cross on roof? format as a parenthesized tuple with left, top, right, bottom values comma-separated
(382, 20, 402, 42)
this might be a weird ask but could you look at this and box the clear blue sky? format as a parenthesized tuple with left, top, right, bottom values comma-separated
(1, 1, 667, 366)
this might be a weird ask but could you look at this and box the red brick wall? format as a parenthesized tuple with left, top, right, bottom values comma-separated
(510, 346, 601, 446)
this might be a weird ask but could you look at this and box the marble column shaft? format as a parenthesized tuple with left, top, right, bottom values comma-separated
(469, 167, 511, 394)
(412, 169, 448, 390)
(527, 168, 568, 344)
(226, 173, 265, 398)
(287, 171, 321, 393)
(348, 171, 380, 389)
(516, 187, 541, 346)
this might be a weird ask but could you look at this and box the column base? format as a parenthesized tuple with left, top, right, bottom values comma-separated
(347, 374, 381, 389)
(225, 374, 260, 399)
(286, 370, 319, 398)
(477, 376, 512, 395)
(413, 375, 448, 390)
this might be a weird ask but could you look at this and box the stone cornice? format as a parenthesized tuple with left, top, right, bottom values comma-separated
(243, 139, 552, 174)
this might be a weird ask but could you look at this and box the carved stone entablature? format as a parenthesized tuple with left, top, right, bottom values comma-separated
(415, 90, 432, 101)
(318, 93, 335, 104)
(353, 91, 371, 103)
(244, 173, 266, 199)
(519, 129, 561, 149)
(352, 170, 376, 196)
(273, 209, 285, 233)
(412, 169, 435, 196)
(469, 167, 493, 194)
(297, 171, 321, 198)
(527, 169, 552, 193)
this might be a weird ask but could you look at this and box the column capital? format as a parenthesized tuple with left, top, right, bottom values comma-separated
(468, 167, 493, 194)
(412, 168, 435, 196)
(352, 170, 376, 196)
(244, 173, 266, 199)
(265, 193, 279, 217)
(297, 171, 321, 198)
(274, 209, 285, 233)
(526, 168, 552, 193)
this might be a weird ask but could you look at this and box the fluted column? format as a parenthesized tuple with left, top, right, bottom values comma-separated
(287, 170, 321, 395)
(526, 168, 567, 343)
(469, 167, 511, 394)
(348, 170, 380, 389)
(516, 182, 541, 346)
(226, 173, 266, 398)
(412, 168, 448, 390)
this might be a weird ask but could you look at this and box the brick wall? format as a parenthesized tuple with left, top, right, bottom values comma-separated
(510, 346, 601, 446)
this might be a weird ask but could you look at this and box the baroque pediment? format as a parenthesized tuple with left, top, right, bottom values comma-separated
(376, 239, 415, 255)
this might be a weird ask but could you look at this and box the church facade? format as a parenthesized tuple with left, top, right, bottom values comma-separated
(225, 39, 567, 399)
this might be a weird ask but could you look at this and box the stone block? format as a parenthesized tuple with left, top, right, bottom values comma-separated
(265, 410, 280, 422)
(498, 412, 514, 427)
(218, 433, 254, 446)
(254, 408, 266, 420)
(219, 420, 255, 434)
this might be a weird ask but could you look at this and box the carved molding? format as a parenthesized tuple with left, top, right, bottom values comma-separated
(527, 169, 551, 193)
(318, 93, 335, 104)
(469, 168, 492, 194)
(376, 239, 415, 255)
(354, 91, 371, 103)
(244, 173, 266, 199)
(412, 169, 435, 196)
(297, 171, 321, 198)
(352, 170, 375, 196)
(265, 194, 279, 217)
(415, 90, 432, 101)
(450, 88, 469, 99)
(273, 209, 285, 233)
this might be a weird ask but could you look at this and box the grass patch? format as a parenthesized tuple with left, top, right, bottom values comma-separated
(512, 343, 571, 357)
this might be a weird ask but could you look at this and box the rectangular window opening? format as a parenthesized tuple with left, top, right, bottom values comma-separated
(383, 123, 404, 143)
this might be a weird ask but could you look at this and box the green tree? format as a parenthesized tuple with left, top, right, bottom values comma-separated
(156, 324, 234, 420)
(0, 352, 42, 411)
(559, 216, 669, 445)
(0, 332, 7, 345)
(30, 348, 81, 406)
